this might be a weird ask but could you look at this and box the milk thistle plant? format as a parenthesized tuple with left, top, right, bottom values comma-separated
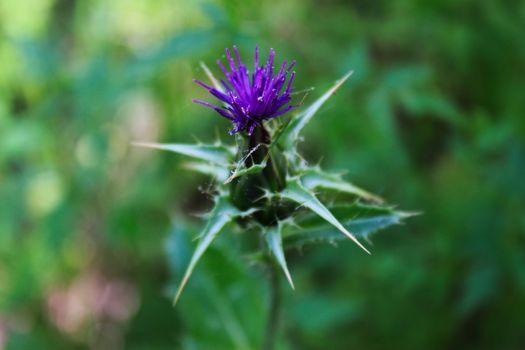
(136, 46, 412, 348)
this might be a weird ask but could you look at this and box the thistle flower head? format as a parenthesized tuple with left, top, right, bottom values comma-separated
(135, 51, 411, 307)
(193, 46, 296, 135)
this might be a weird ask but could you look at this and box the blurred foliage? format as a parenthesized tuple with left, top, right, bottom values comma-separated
(0, 0, 524, 349)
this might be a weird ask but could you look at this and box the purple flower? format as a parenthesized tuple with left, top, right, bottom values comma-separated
(193, 46, 296, 135)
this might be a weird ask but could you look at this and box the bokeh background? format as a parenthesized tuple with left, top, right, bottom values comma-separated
(1, 0, 525, 349)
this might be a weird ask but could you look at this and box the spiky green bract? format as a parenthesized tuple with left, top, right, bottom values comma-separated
(172, 194, 257, 305)
(132, 141, 236, 166)
(278, 177, 371, 254)
(298, 167, 384, 204)
(135, 71, 413, 303)
(279, 71, 353, 163)
(284, 204, 418, 249)
(264, 221, 295, 289)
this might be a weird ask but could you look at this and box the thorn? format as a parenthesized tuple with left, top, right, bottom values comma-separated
(131, 141, 162, 149)
(173, 272, 190, 306)
(284, 269, 295, 290)
(399, 210, 423, 218)
(341, 228, 371, 255)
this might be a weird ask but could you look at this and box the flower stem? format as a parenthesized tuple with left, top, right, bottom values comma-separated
(262, 262, 281, 350)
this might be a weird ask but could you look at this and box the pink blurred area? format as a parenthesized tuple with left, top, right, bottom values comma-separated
(0, 320, 5, 350)
(46, 271, 139, 339)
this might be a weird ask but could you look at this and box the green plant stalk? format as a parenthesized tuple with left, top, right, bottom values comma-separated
(262, 260, 282, 350)
(231, 125, 290, 225)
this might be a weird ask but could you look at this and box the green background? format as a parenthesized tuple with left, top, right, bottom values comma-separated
(1, 0, 524, 349)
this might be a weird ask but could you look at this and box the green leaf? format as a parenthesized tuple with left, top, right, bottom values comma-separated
(280, 71, 353, 150)
(299, 167, 383, 203)
(278, 177, 370, 254)
(295, 203, 403, 228)
(224, 161, 267, 184)
(264, 222, 295, 289)
(284, 204, 416, 249)
(166, 223, 259, 350)
(290, 294, 362, 333)
(183, 161, 230, 182)
(173, 196, 240, 305)
(132, 141, 235, 165)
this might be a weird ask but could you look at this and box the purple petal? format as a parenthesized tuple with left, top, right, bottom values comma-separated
(233, 46, 242, 67)
(225, 48, 236, 71)
(192, 99, 234, 120)
(216, 60, 229, 76)
(266, 48, 275, 77)
(194, 46, 296, 134)
(193, 79, 213, 91)
(285, 71, 295, 94)
(265, 105, 295, 120)
(287, 60, 296, 73)
(254, 45, 259, 71)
